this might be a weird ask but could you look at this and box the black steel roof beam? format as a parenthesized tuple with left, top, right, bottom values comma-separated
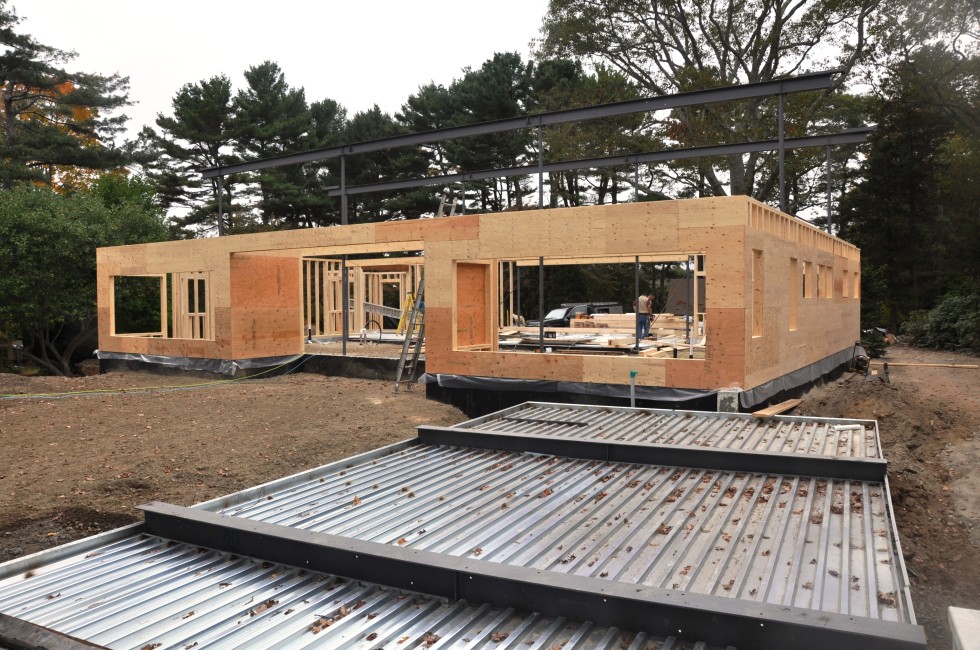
(416, 425, 887, 481)
(200, 70, 840, 179)
(324, 129, 872, 197)
(139, 501, 925, 650)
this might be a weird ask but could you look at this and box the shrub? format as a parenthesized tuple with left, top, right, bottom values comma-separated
(860, 329, 888, 358)
(901, 287, 980, 351)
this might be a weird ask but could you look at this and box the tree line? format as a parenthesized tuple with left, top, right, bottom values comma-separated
(1, 0, 977, 374)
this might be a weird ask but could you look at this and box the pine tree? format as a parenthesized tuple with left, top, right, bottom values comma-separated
(0, 0, 130, 188)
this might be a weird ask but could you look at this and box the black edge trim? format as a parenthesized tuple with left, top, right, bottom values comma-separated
(140, 502, 924, 650)
(416, 426, 887, 482)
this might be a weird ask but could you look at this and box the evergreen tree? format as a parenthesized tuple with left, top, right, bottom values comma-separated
(0, 0, 130, 188)
(838, 45, 978, 330)
(232, 61, 311, 228)
(138, 75, 235, 237)
(448, 53, 535, 211)
(344, 105, 430, 222)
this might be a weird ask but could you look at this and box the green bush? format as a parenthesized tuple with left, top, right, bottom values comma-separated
(901, 310, 931, 346)
(900, 287, 980, 351)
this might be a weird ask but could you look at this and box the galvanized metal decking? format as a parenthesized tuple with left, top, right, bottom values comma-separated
(205, 440, 903, 621)
(0, 532, 670, 649)
(0, 402, 924, 649)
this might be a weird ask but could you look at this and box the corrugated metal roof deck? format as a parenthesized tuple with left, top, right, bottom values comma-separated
(453, 402, 881, 459)
(0, 402, 920, 649)
(208, 441, 905, 622)
(0, 533, 672, 649)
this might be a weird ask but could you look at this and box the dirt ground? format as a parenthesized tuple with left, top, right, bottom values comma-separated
(1, 344, 978, 648)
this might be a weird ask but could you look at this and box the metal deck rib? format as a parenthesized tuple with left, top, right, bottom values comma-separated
(206, 443, 908, 623)
(0, 533, 680, 650)
(452, 402, 881, 459)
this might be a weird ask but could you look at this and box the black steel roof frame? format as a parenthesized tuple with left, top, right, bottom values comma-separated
(140, 501, 926, 650)
(323, 129, 873, 198)
(199, 69, 840, 180)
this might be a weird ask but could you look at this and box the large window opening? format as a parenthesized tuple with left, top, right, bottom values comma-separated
(488, 254, 706, 359)
(111, 272, 212, 340)
(301, 253, 423, 343)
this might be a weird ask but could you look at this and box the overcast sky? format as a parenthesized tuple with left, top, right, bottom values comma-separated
(18, 0, 551, 143)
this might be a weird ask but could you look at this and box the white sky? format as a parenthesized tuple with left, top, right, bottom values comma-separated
(17, 0, 551, 143)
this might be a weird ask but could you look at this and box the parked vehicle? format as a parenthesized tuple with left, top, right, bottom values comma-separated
(527, 302, 623, 328)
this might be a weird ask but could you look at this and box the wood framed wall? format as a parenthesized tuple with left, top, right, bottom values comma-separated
(97, 196, 859, 392)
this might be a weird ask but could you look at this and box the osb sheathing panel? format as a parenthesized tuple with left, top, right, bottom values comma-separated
(99, 196, 860, 392)
(422, 200, 754, 389)
(229, 255, 302, 358)
(102, 335, 221, 359)
(741, 220, 860, 388)
(677, 196, 750, 228)
(455, 263, 490, 348)
(680, 225, 746, 309)
(659, 307, 747, 389)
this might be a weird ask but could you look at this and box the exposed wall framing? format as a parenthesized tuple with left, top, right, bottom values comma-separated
(97, 196, 859, 393)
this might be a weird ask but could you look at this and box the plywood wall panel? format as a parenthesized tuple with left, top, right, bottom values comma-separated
(678, 197, 748, 228)
(455, 263, 489, 348)
(229, 255, 302, 358)
(98, 195, 861, 393)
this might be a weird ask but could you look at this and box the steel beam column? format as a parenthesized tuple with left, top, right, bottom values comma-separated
(323, 130, 872, 198)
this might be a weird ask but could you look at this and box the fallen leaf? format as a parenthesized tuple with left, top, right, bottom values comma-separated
(249, 599, 278, 616)
(491, 631, 510, 642)
(311, 616, 333, 634)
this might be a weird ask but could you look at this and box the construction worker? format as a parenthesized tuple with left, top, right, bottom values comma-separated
(634, 294, 651, 339)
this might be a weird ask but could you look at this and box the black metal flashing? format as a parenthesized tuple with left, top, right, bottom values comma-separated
(140, 502, 925, 650)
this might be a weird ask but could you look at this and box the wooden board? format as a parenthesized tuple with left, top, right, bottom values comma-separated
(752, 398, 803, 417)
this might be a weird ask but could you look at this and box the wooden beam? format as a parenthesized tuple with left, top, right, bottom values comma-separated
(514, 254, 694, 266)
(752, 398, 803, 418)
(871, 362, 977, 369)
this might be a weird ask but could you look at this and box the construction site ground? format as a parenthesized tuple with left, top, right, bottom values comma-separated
(1, 343, 977, 648)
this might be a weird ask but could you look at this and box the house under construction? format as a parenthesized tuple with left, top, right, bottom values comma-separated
(97, 195, 860, 410)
